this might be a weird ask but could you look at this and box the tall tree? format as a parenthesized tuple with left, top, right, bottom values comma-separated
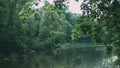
(0, 0, 32, 57)
(72, 0, 120, 65)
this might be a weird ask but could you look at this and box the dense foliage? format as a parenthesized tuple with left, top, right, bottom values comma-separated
(0, 0, 32, 57)
(72, 0, 120, 65)
(0, 0, 83, 58)
(1, 1, 117, 67)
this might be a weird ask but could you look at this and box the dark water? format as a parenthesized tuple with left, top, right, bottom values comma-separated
(0, 46, 106, 68)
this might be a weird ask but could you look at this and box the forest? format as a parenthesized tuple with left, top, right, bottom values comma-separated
(0, 0, 120, 68)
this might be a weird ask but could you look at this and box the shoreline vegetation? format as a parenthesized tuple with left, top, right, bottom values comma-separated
(0, 43, 104, 61)
(1, 0, 120, 66)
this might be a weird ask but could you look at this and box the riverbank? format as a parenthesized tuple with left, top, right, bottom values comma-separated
(0, 43, 104, 60)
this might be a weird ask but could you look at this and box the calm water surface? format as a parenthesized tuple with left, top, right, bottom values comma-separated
(0, 46, 111, 68)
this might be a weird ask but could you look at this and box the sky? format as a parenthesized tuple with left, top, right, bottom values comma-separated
(67, 0, 83, 14)
(33, 0, 83, 14)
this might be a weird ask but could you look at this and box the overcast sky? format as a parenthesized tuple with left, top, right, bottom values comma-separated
(67, 0, 83, 14)
(34, 0, 83, 14)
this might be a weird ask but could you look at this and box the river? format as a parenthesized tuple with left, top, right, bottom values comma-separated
(0, 45, 118, 68)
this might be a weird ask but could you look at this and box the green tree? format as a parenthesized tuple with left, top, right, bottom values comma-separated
(19, 1, 72, 51)
(37, 4, 70, 50)
(72, 0, 120, 65)
(0, 0, 32, 57)
(72, 16, 94, 43)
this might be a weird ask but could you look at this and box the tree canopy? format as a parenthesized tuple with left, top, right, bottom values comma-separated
(1, 0, 120, 66)
(72, 0, 120, 65)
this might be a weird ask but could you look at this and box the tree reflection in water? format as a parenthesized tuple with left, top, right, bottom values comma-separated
(0, 47, 109, 68)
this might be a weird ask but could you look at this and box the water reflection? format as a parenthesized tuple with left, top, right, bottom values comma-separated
(0, 47, 106, 68)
